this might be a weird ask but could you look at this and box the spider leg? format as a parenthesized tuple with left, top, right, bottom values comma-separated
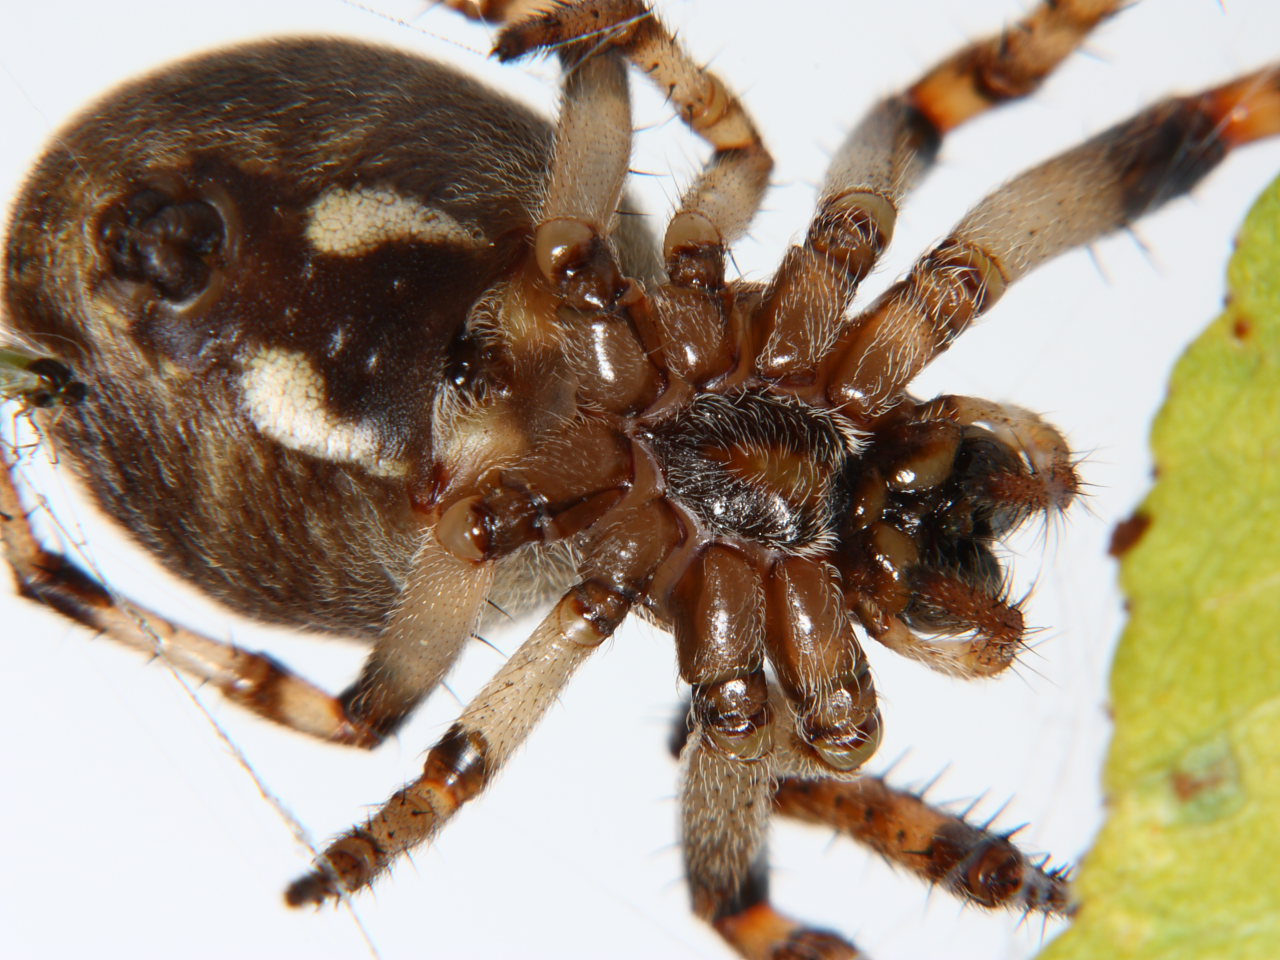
(765, 557, 883, 771)
(823, 65, 1280, 417)
(441, 0, 545, 22)
(288, 459, 676, 905)
(670, 547, 839, 956)
(672, 553, 880, 958)
(682, 714, 867, 960)
(285, 580, 631, 906)
(491, 10, 764, 407)
(772, 774, 1074, 917)
(691, 795, 868, 959)
(0, 451, 381, 747)
(530, 50, 635, 313)
(909, 0, 1124, 134)
(672, 687, 1071, 958)
(757, 0, 1124, 380)
(486, 0, 773, 288)
(336, 534, 495, 739)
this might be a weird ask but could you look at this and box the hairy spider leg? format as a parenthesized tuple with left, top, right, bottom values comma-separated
(756, 0, 1126, 381)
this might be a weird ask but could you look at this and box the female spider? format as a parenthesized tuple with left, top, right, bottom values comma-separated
(3, 2, 1279, 958)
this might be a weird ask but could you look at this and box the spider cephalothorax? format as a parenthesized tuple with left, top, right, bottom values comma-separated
(3, 1, 1278, 957)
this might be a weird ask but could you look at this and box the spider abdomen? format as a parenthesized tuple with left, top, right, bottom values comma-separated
(3, 37, 656, 633)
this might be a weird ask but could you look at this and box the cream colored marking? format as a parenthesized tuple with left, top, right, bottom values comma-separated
(305, 186, 487, 256)
(239, 347, 393, 472)
(326, 324, 348, 357)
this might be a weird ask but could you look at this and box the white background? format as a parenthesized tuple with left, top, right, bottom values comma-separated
(2, 2, 1279, 959)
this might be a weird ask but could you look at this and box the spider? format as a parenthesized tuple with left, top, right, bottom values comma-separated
(2, 1, 1280, 960)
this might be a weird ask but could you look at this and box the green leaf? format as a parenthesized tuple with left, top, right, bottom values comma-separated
(1041, 176, 1280, 960)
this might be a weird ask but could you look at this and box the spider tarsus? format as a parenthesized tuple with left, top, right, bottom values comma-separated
(283, 873, 333, 909)
(773, 775, 1075, 918)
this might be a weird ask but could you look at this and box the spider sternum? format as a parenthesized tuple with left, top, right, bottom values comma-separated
(643, 388, 855, 555)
